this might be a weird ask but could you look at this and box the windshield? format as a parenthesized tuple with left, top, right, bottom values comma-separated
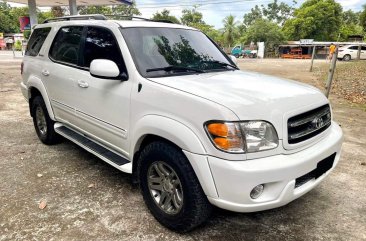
(120, 27, 235, 77)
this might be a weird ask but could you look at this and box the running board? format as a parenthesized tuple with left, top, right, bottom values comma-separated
(54, 124, 132, 173)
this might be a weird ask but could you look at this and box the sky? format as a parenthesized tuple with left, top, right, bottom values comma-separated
(5, 0, 366, 28)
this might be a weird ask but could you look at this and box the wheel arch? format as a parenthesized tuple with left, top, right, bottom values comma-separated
(130, 115, 207, 182)
(27, 77, 55, 120)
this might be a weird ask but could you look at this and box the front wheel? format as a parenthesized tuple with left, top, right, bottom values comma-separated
(139, 141, 212, 232)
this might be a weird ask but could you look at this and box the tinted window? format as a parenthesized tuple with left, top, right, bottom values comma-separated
(49, 26, 83, 65)
(362, 46, 366, 51)
(348, 46, 359, 50)
(82, 27, 125, 73)
(120, 27, 232, 78)
(25, 27, 51, 56)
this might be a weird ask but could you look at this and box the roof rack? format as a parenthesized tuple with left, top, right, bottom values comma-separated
(43, 14, 107, 23)
(43, 14, 175, 24)
(105, 15, 174, 24)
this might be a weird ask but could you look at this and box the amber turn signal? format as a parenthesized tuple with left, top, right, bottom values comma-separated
(207, 123, 228, 137)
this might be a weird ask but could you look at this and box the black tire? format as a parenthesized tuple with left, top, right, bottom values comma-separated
(139, 141, 212, 232)
(343, 54, 351, 61)
(31, 96, 61, 145)
(234, 54, 240, 58)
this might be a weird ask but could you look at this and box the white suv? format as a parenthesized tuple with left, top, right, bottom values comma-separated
(21, 15, 343, 232)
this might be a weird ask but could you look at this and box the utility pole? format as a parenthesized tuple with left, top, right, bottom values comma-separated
(357, 44, 361, 60)
(325, 45, 338, 98)
(309, 45, 316, 72)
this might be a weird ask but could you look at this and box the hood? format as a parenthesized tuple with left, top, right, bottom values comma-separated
(148, 70, 328, 139)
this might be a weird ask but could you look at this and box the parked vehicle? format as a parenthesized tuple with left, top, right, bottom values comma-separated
(338, 45, 366, 61)
(21, 15, 343, 232)
(231, 45, 257, 58)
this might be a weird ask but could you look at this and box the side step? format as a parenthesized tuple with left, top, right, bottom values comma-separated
(55, 124, 132, 173)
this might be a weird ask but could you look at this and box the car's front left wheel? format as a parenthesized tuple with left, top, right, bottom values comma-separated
(31, 96, 61, 145)
(139, 141, 212, 232)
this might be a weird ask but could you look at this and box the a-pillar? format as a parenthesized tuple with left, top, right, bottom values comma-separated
(69, 0, 77, 15)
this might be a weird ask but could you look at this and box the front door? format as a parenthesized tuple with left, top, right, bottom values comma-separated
(72, 26, 132, 156)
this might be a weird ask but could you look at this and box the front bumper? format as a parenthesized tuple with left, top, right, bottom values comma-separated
(206, 122, 343, 212)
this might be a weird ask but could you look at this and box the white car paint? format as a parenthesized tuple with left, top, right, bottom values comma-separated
(338, 44, 366, 60)
(21, 19, 343, 213)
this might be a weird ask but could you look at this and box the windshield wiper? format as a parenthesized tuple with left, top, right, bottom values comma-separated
(146, 65, 205, 73)
(203, 60, 239, 70)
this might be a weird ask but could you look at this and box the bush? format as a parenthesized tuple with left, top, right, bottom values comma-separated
(14, 40, 22, 51)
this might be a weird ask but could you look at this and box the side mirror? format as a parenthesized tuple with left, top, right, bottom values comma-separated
(230, 55, 238, 65)
(90, 59, 120, 79)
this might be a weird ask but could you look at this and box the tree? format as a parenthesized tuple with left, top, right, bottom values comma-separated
(181, 6, 205, 26)
(243, 5, 262, 28)
(152, 9, 180, 24)
(111, 2, 141, 16)
(342, 9, 360, 25)
(243, 19, 285, 53)
(222, 15, 239, 47)
(51, 6, 65, 17)
(261, 0, 296, 25)
(282, 0, 343, 41)
(361, 4, 366, 32)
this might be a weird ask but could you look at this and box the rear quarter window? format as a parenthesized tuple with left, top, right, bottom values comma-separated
(25, 27, 51, 56)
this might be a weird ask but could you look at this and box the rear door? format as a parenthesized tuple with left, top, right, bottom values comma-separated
(72, 26, 132, 154)
(361, 46, 366, 59)
(347, 46, 359, 59)
(44, 26, 85, 124)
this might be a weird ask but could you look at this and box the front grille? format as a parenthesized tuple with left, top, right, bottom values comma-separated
(295, 153, 336, 188)
(288, 104, 331, 144)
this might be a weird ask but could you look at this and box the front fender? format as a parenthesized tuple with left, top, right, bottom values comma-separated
(27, 75, 55, 120)
(131, 115, 218, 198)
(132, 115, 206, 155)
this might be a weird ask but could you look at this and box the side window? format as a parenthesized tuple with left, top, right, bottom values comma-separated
(82, 27, 126, 73)
(25, 27, 51, 56)
(361, 46, 366, 51)
(49, 26, 83, 65)
(348, 46, 358, 50)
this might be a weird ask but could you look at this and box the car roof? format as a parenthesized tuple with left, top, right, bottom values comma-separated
(34, 19, 195, 31)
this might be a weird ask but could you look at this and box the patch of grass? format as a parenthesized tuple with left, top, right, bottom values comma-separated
(317, 61, 366, 105)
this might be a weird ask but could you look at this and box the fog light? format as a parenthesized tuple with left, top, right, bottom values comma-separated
(250, 184, 264, 199)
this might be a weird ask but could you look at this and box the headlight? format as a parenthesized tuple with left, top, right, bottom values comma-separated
(205, 121, 279, 153)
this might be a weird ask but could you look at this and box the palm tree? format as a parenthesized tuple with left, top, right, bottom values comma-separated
(222, 15, 239, 48)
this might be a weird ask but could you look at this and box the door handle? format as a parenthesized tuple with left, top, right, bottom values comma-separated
(78, 80, 89, 88)
(41, 70, 49, 76)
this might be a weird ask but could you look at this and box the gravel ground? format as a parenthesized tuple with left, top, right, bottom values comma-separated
(0, 56, 365, 241)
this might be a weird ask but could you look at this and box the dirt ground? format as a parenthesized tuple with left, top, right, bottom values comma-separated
(0, 55, 365, 241)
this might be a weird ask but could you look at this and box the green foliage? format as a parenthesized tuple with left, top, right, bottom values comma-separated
(222, 15, 239, 47)
(14, 40, 22, 51)
(181, 6, 205, 26)
(243, 19, 285, 52)
(343, 9, 360, 25)
(78, 2, 141, 16)
(361, 4, 366, 32)
(152, 9, 180, 24)
(51, 6, 65, 17)
(338, 24, 364, 41)
(243, 5, 262, 28)
(261, 0, 296, 25)
(23, 30, 31, 39)
(282, 0, 343, 41)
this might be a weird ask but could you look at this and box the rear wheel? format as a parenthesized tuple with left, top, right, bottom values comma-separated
(139, 141, 212, 232)
(31, 96, 61, 145)
(343, 54, 351, 61)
